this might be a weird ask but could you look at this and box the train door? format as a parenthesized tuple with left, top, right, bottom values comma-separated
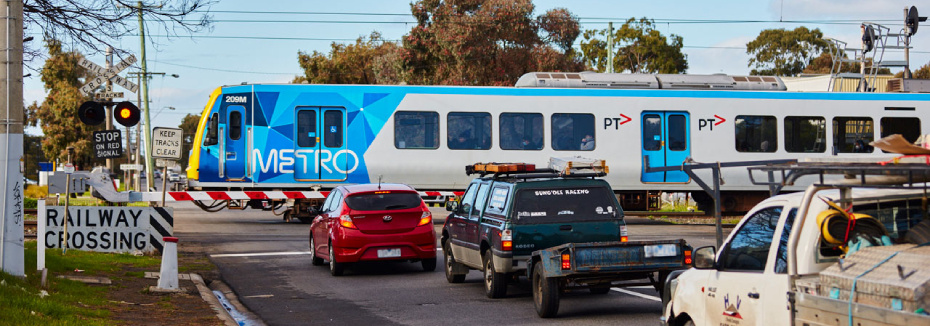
(641, 111, 690, 183)
(294, 107, 348, 181)
(224, 105, 247, 181)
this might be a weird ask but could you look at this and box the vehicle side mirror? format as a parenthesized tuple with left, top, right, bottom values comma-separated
(446, 201, 458, 212)
(693, 246, 717, 269)
(308, 206, 321, 216)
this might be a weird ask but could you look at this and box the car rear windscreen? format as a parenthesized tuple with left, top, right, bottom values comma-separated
(345, 192, 422, 211)
(512, 186, 620, 224)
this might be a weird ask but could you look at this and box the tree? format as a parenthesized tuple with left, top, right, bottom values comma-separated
(803, 52, 891, 75)
(579, 18, 688, 74)
(178, 113, 200, 169)
(401, 0, 585, 86)
(23, 0, 213, 61)
(913, 61, 930, 79)
(23, 134, 46, 181)
(25, 39, 99, 170)
(294, 32, 405, 85)
(746, 27, 829, 76)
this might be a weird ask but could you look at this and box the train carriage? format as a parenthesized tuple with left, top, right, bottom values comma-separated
(186, 73, 929, 220)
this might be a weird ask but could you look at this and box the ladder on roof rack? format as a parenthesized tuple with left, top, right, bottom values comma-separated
(747, 159, 930, 190)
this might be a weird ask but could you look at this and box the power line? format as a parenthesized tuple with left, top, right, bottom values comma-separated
(149, 59, 298, 75)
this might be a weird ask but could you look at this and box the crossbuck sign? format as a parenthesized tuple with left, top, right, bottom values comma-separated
(78, 55, 139, 96)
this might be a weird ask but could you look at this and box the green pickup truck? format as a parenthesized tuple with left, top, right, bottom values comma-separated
(442, 163, 691, 317)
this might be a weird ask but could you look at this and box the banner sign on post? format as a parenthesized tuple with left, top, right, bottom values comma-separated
(40, 206, 173, 253)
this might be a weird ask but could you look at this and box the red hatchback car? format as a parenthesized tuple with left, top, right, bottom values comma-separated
(309, 183, 437, 276)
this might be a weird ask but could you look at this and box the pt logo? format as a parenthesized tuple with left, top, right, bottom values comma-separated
(723, 293, 742, 319)
(698, 114, 726, 131)
(604, 114, 632, 130)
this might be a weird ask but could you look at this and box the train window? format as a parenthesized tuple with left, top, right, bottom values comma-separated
(551, 113, 595, 151)
(880, 117, 921, 153)
(296, 110, 317, 147)
(500, 113, 543, 150)
(394, 111, 439, 149)
(229, 111, 242, 141)
(784, 116, 826, 153)
(323, 110, 343, 148)
(642, 114, 662, 151)
(668, 114, 687, 151)
(448, 112, 491, 150)
(735, 115, 777, 152)
(833, 117, 873, 153)
(204, 113, 218, 146)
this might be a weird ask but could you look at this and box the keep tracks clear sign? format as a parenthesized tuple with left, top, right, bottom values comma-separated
(40, 205, 174, 253)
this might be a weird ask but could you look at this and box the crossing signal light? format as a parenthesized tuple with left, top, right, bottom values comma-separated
(78, 101, 105, 126)
(114, 101, 140, 127)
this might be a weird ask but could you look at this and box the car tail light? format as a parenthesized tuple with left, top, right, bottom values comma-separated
(417, 211, 432, 226)
(339, 215, 357, 229)
(684, 249, 693, 265)
(561, 253, 571, 270)
(501, 229, 512, 251)
(620, 225, 628, 242)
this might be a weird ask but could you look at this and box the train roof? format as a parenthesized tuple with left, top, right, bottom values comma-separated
(515, 72, 787, 91)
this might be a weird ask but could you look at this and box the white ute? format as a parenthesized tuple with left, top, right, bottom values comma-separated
(661, 160, 930, 326)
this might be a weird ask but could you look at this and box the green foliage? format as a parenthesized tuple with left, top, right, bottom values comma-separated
(914, 61, 930, 79)
(401, 0, 585, 86)
(24, 197, 38, 210)
(746, 27, 829, 76)
(23, 134, 47, 181)
(580, 18, 688, 74)
(178, 113, 201, 170)
(294, 32, 404, 85)
(25, 39, 100, 170)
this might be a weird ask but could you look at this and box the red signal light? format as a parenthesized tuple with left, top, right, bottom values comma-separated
(114, 101, 140, 127)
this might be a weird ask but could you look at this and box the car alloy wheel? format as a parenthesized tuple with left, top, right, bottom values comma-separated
(329, 242, 344, 276)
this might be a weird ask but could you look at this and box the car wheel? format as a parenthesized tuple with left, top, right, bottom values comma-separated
(310, 236, 323, 266)
(329, 242, 344, 276)
(483, 252, 507, 298)
(422, 258, 437, 272)
(533, 262, 560, 318)
(589, 285, 611, 294)
(444, 243, 465, 283)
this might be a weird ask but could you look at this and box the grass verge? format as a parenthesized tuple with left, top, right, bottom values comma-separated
(0, 241, 160, 326)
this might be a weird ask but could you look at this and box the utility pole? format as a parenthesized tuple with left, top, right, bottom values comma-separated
(135, 1, 155, 191)
(0, 0, 25, 277)
(607, 22, 614, 74)
(104, 47, 115, 171)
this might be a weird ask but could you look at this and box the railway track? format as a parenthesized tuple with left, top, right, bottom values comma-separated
(24, 208, 37, 239)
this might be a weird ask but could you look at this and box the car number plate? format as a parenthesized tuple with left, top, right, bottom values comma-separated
(377, 248, 401, 258)
(644, 244, 678, 258)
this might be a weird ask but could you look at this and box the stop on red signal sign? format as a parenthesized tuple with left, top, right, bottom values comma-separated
(114, 101, 140, 127)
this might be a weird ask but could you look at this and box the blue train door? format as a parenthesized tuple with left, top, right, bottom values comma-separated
(641, 111, 690, 183)
(294, 107, 348, 181)
(224, 105, 247, 181)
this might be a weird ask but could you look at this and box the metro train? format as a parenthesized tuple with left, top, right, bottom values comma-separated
(186, 72, 929, 221)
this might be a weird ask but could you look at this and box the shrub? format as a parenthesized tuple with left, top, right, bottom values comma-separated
(24, 185, 47, 199)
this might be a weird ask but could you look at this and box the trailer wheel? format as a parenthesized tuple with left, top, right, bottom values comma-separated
(533, 263, 559, 318)
(483, 252, 507, 298)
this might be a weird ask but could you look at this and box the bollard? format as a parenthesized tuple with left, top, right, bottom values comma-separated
(156, 237, 179, 291)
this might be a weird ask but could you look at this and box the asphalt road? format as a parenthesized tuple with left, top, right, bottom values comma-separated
(172, 203, 730, 325)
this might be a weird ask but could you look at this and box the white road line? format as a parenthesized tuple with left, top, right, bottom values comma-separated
(211, 251, 312, 258)
(611, 288, 662, 302)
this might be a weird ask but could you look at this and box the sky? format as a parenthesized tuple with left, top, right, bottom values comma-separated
(21, 0, 930, 136)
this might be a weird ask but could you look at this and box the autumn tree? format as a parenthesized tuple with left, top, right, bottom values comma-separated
(579, 18, 688, 74)
(747, 27, 829, 76)
(802, 52, 891, 75)
(178, 113, 200, 169)
(25, 39, 99, 170)
(401, 0, 585, 86)
(294, 32, 404, 85)
(912, 61, 930, 79)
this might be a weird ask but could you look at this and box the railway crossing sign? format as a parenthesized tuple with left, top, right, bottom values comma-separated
(78, 54, 139, 96)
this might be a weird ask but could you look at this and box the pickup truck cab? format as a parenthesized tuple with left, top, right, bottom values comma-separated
(662, 163, 930, 326)
(442, 165, 626, 298)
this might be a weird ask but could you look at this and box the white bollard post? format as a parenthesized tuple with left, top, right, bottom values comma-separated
(156, 237, 179, 291)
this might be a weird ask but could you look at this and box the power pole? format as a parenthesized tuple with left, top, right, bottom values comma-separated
(607, 22, 614, 74)
(135, 1, 155, 191)
(0, 0, 25, 277)
(104, 47, 115, 172)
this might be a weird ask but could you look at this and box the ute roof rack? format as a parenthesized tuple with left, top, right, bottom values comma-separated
(466, 159, 608, 180)
(748, 156, 930, 191)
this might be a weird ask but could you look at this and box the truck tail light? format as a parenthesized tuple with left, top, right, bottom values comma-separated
(501, 229, 512, 251)
(684, 249, 693, 265)
(620, 225, 628, 242)
(561, 253, 571, 270)
(417, 211, 432, 226)
(339, 215, 357, 229)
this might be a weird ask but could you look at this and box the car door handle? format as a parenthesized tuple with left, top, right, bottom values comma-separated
(559, 225, 572, 231)
(748, 292, 760, 299)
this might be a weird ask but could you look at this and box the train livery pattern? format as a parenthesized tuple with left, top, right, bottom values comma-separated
(188, 80, 929, 211)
